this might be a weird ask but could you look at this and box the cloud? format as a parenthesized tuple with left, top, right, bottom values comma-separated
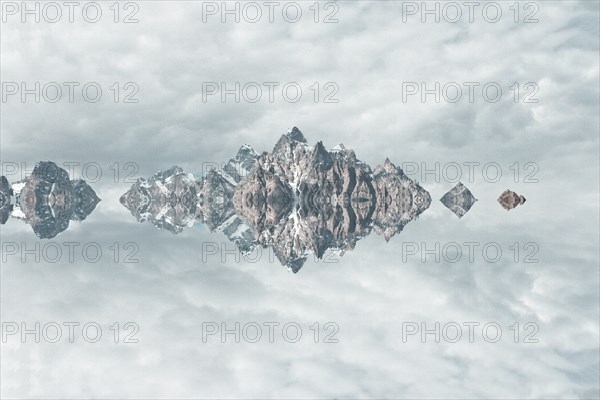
(1, 1, 598, 398)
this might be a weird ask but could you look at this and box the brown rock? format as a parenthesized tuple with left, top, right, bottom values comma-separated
(498, 190, 526, 210)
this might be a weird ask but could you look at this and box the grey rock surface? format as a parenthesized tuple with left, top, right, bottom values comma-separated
(440, 182, 477, 218)
(0, 175, 13, 225)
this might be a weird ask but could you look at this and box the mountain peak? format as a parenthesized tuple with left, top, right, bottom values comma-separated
(286, 126, 306, 143)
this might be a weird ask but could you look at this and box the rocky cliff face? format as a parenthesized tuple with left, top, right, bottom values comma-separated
(0, 176, 13, 225)
(72, 179, 101, 222)
(121, 128, 431, 272)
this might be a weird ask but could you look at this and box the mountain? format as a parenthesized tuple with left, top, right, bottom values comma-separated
(120, 166, 201, 234)
(10, 161, 101, 238)
(121, 127, 432, 273)
(120, 146, 260, 253)
(232, 128, 431, 272)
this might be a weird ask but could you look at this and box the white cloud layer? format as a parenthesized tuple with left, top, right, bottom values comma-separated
(1, 1, 599, 398)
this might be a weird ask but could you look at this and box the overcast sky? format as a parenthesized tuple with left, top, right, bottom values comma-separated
(1, 1, 599, 398)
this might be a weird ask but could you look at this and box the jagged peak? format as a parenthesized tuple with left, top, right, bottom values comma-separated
(285, 256, 307, 273)
(273, 128, 308, 156)
(160, 165, 185, 176)
(373, 158, 396, 175)
(287, 126, 306, 143)
(313, 141, 331, 156)
(237, 144, 258, 156)
(311, 141, 333, 167)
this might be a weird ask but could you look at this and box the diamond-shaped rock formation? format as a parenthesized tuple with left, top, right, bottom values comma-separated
(72, 179, 101, 222)
(10, 161, 101, 238)
(440, 182, 477, 218)
(498, 190, 526, 211)
(371, 158, 431, 241)
(120, 166, 201, 234)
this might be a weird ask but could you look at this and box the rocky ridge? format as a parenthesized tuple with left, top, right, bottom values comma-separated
(121, 127, 431, 272)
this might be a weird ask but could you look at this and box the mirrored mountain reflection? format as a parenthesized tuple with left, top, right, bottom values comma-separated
(498, 189, 527, 211)
(121, 128, 431, 272)
(440, 182, 478, 218)
(0, 162, 101, 238)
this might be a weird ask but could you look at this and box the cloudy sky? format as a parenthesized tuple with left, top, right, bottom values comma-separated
(1, 1, 599, 398)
